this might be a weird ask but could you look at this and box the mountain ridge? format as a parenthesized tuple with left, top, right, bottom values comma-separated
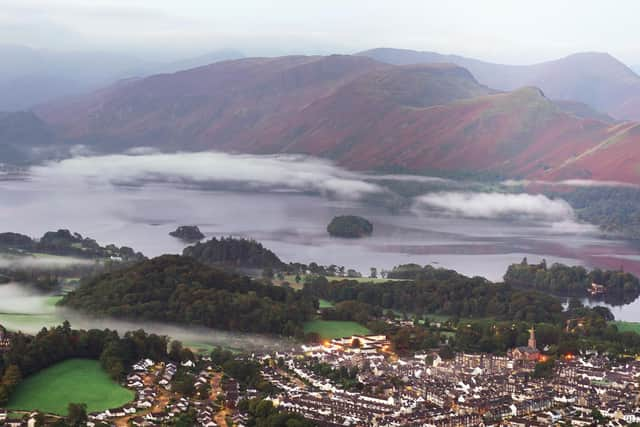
(359, 48, 640, 121)
(32, 54, 640, 183)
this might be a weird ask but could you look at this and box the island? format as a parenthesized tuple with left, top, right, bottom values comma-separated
(327, 215, 373, 238)
(169, 225, 205, 242)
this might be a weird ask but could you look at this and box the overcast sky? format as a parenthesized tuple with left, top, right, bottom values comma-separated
(2, 0, 639, 65)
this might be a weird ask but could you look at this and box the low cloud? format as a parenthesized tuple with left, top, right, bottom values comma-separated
(0, 283, 53, 314)
(30, 151, 383, 200)
(0, 284, 293, 351)
(413, 192, 575, 221)
(0, 255, 93, 270)
(503, 179, 639, 189)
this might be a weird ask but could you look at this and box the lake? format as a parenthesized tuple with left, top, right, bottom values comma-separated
(2, 168, 640, 321)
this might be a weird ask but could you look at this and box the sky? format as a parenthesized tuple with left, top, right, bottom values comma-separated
(1, 0, 640, 65)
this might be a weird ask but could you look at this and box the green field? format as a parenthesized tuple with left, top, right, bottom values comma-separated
(303, 320, 371, 339)
(284, 274, 399, 285)
(318, 299, 335, 309)
(7, 359, 134, 415)
(613, 321, 640, 334)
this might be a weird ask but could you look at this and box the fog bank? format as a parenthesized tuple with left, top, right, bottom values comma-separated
(0, 284, 293, 352)
(30, 151, 383, 200)
(413, 192, 575, 221)
(0, 254, 93, 270)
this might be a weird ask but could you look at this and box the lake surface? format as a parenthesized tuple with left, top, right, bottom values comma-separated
(2, 175, 640, 321)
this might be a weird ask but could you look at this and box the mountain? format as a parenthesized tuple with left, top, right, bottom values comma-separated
(359, 48, 640, 121)
(36, 55, 640, 183)
(0, 111, 55, 164)
(147, 49, 245, 75)
(0, 45, 244, 111)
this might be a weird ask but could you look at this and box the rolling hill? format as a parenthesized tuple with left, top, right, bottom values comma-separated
(0, 111, 55, 164)
(360, 48, 640, 121)
(35, 54, 640, 183)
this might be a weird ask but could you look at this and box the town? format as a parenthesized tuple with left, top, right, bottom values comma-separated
(3, 327, 640, 426)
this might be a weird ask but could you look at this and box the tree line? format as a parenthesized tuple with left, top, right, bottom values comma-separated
(505, 258, 640, 303)
(0, 321, 169, 405)
(303, 272, 564, 323)
(60, 255, 316, 337)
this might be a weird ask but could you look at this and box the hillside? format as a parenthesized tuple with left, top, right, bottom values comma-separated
(59, 255, 315, 336)
(0, 112, 54, 164)
(360, 48, 640, 121)
(183, 237, 285, 270)
(36, 54, 640, 183)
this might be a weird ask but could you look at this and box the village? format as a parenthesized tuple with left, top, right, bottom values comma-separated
(1, 327, 640, 426)
(257, 328, 640, 426)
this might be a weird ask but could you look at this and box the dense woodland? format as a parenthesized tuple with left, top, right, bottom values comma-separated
(550, 187, 640, 240)
(303, 272, 564, 323)
(0, 322, 169, 405)
(0, 229, 145, 261)
(504, 258, 640, 302)
(60, 255, 315, 337)
(326, 215, 373, 238)
(183, 237, 285, 270)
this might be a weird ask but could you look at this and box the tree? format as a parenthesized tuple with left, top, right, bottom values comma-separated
(370, 267, 378, 279)
(1, 364, 22, 391)
(67, 403, 88, 427)
(169, 340, 184, 362)
(0, 385, 9, 406)
(262, 268, 274, 280)
(440, 345, 455, 360)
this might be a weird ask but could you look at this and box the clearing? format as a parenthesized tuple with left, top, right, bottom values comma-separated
(7, 359, 134, 415)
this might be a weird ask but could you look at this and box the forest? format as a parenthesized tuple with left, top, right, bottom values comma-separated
(60, 255, 316, 337)
(326, 215, 373, 238)
(548, 186, 640, 240)
(303, 272, 564, 323)
(504, 258, 640, 302)
(183, 237, 285, 270)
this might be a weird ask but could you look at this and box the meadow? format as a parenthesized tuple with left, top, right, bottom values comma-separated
(303, 320, 371, 339)
(613, 321, 640, 334)
(7, 359, 134, 415)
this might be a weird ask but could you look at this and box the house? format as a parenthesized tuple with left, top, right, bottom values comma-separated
(590, 282, 607, 295)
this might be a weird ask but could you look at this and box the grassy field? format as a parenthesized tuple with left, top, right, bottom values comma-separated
(318, 299, 335, 309)
(613, 321, 640, 334)
(284, 275, 400, 285)
(303, 320, 371, 339)
(7, 359, 134, 415)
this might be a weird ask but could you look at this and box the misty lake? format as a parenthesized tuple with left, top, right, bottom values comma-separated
(2, 161, 640, 325)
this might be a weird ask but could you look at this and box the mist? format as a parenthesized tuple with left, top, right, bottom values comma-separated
(503, 179, 640, 189)
(0, 283, 294, 352)
(0, 282, 54, 314)
(30, 151, 383, 200)
(0, 254, 93, 270)
(413, 191, 575, 221)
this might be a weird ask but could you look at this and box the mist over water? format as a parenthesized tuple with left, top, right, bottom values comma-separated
(2, 151, 640, 324)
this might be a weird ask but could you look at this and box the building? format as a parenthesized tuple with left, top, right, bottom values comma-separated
(590, 282, 607, 295)
(511, 327, 540, 361)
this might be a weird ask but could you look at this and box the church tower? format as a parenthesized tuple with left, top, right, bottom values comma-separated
(528, 326, 537, 350)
